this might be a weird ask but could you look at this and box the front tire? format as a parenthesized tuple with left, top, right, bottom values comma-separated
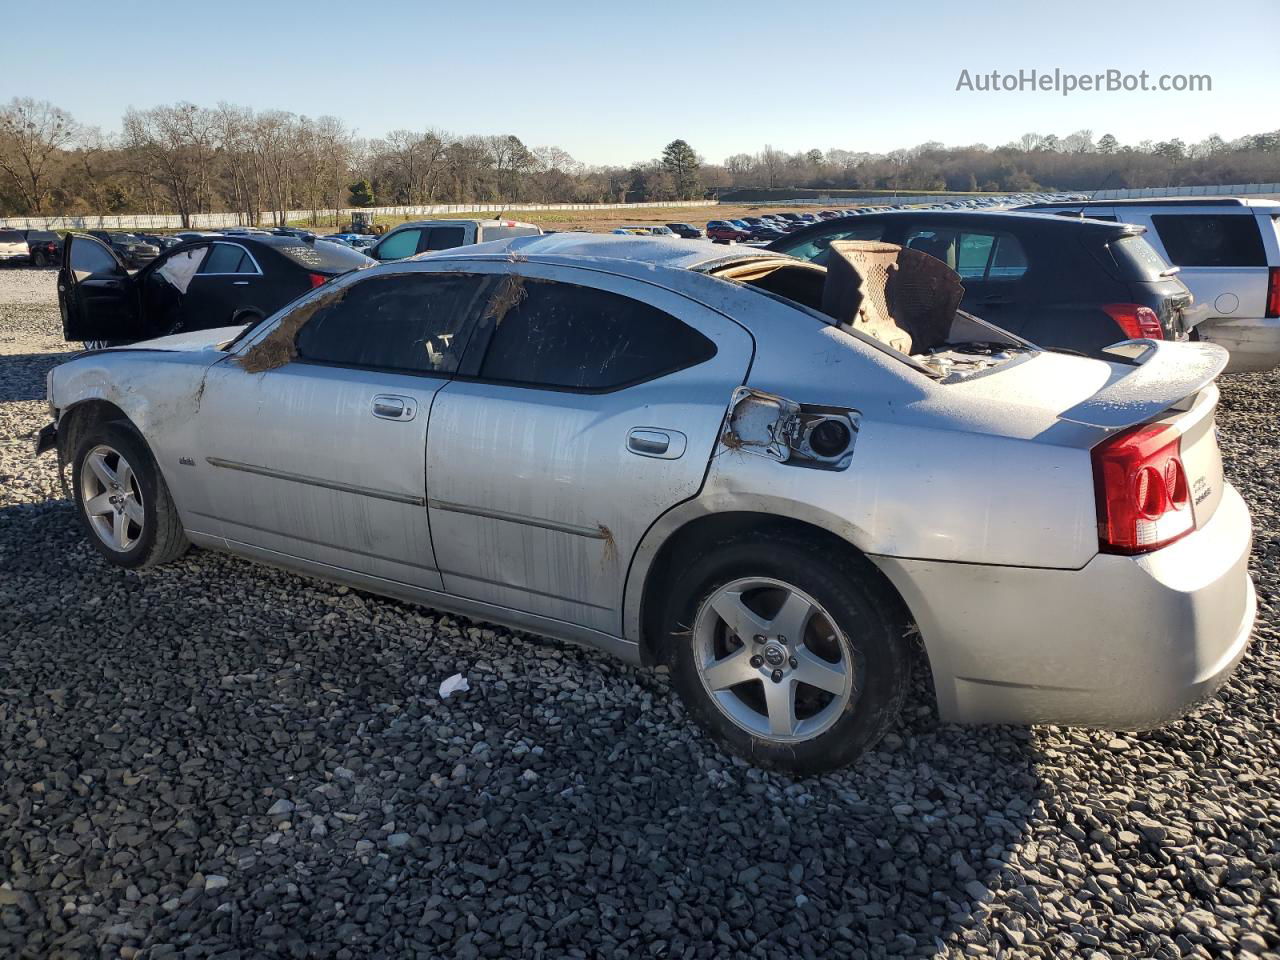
(71, 421, 189, 569)
(664, 531, 908, 774)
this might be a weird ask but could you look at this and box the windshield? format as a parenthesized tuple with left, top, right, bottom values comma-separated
(1111, 235, 1177, 281)
(275, 241, 375, 272)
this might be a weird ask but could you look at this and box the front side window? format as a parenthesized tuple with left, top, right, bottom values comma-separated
(1151, 214, 1265, 267)
(374, 229, 422, 261)
(294, 272, 487, 375)
(71, 237, 121, 278)
(778, 223, 886, 265)
(477, 279, 716, 391)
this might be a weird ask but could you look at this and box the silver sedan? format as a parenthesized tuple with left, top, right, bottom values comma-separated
(38, 234, 1255, 773)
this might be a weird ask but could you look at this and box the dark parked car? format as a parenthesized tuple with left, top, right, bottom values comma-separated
(26, 230, 62, 267)
(767, 210, 1193, 357)
(665, 222, 703, 239)
(705, 220, 752, 242)
(59, 233, 374, 346)
(87, 231, 160, 269)
(747, 222, 789, 242)
(138, 234, 184, 252)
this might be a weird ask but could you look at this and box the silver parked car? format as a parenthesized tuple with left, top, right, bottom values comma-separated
(36, 234, 1255, 772)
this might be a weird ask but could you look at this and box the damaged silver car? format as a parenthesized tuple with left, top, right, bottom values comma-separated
(37, 233, 1256, 773)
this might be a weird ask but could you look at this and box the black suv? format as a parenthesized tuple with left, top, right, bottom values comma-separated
(87, 231, 160, 268)
(768, 210, 1192, 357)
(26, 230, 62, 267)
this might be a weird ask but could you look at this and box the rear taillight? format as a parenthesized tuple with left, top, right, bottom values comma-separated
(308, 272, 327, 288)
(1266, 267, 1280, 319)
(1103, 303, 1164, 340)
(1092, 423, 1194, 555)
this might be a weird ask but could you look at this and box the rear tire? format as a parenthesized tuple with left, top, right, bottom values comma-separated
(71, 421, 189, 569)
(32, 250, 48, 268)
(664, 531, 908, 774)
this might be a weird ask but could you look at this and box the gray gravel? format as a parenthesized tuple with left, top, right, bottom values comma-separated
(1, 265, 1278, 959)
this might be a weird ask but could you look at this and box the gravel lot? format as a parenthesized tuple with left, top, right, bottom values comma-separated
(1, 264, 1277, 959)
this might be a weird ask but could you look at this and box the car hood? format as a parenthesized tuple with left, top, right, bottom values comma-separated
(98, 326, 246, 353)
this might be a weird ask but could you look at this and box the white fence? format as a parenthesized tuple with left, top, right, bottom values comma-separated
(0, 200, 712, 231)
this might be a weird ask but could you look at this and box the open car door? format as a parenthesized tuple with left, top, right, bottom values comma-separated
(59, 233, 142, 342)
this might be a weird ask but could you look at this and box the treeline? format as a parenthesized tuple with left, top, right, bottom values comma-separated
(1, 97, 1278, 222)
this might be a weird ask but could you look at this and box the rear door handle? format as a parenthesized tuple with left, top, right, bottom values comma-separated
(627, 427, 686, 459)
(232, 280, 250, 286)
(372, 395, 417, 421)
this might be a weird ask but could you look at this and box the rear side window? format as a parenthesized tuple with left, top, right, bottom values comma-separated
(903, 228, 1028, 281)
(423, 227, 466, 251)
(1151, 215, 1265, 267)
(478, 225, 539, 242)
(200, 244, 256, 274)
(295, 273, 488, 375)
(375, 229, 422, 260)
(477, 279, 716, 391)
(778, 223, 886, 264)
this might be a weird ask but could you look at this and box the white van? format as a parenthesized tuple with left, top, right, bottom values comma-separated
(0, 228, 29, 262)
(367, 219, 541, 262)
(1021, 198, 1280, 372)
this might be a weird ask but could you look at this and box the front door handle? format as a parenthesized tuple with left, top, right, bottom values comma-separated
(627, 427, 686, 460)
(232, 280, 250, 286)
(372, 395, 417, 421)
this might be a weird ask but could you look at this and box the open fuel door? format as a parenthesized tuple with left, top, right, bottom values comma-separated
(58, 233, 141, 342)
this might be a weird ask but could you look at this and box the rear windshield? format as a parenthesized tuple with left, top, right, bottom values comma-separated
(479, 225, 540, 242)
(274, 241, 375, 272)
(1110, 235, 1176, 281)
(1151, 214, 1265, 267)
(27, 231, 56, 242)
(0, 230, 25, 243)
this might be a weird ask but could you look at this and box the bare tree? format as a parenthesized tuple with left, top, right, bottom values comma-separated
(0, 98, 78, 214)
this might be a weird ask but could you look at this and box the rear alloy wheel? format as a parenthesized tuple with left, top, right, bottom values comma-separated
(693, 578, 854, 741)
(71, 421, 189, 569)
(666, 532, 908, 773)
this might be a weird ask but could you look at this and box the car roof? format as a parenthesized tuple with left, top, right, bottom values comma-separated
(389, 218, 538, 230)
(774, 209, 1143, 236)
(1020, 197, 1280, 209)
(415, 232, 786, 274)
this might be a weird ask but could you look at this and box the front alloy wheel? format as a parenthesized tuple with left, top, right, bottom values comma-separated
(80, 444, 145, 552)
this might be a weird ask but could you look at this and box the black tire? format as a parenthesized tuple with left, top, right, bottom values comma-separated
(664, 531, 908, 774)
(70, 420, 189, 569)
(32, 250, 47, 268)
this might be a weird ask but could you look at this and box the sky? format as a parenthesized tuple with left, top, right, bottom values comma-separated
(6, 0, 1277, 166)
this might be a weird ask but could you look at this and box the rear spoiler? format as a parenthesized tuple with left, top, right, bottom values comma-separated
(1058, 339, 1229, 429)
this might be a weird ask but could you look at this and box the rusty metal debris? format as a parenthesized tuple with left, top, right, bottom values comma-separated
(822, 240, 964, 354)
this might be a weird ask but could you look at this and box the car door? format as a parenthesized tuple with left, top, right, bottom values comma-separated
(424, 262, 755, 635)
(181, 241, 263, 331)
(58, 234, 142, 342)
(900, 223, 1033, 335)
(191, 268, 492, 588)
